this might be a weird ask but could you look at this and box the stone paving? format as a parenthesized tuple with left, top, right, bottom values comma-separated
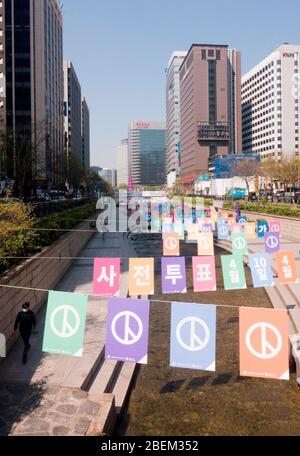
(0, 384, 105, 436)
(0, 231, 130, 436)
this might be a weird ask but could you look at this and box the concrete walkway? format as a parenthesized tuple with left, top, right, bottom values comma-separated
(0, 231, 136, 436)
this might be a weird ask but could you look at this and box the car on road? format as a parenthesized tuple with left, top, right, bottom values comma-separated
(247, 192, 258, 202)
(72, 192, 82, 200)
(295, 191, 300, 204)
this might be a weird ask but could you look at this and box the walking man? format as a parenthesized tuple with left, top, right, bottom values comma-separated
(14, 302, 36, 364)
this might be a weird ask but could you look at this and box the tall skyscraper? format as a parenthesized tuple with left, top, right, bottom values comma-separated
(179, 44, 242, 185)
(99, 168, 117, 187)
(63, 61, 82, 169)
(0, 0, 64, 193)
(166, 51, 187, 188)
(81, 97, 90, 170)
(242, 44, 300, 160)
(116, 138, 128, 186)
(128, 121, 166, 187)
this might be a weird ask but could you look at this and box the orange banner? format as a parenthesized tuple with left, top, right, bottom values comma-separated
(244, 221, 257, 240)
(197, 232, 214, 256)
(239, 307, 289, 380)
(275, 251, 298, 284)
(129, 258, 154, 296)
(163, 232, 180, 256)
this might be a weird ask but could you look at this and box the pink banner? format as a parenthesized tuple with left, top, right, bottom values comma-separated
(269, 220, 281, 235)
(192, 256, 217, 292)
(230, 223, 243, 233)
(93, 258, 121, 296)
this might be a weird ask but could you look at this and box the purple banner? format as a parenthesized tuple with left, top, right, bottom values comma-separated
(161, 257, 187, 294)
(105, 297, 150, 364)
(264, 232, 281, 254)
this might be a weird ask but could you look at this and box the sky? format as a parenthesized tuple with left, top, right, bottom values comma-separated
(62, 0, 300, 168)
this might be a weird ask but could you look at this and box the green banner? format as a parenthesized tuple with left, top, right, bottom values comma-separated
(231, 232, 248, 256)
(42, 291, 88, 357)
(221, 255, 247, 290)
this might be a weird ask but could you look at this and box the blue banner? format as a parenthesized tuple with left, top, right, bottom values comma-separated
(257, 221, 269, 238)
(170, 302, 216, 371)
(249, 253, 274, 288)
(217, 223, 229, 240)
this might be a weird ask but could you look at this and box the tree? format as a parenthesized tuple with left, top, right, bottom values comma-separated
(259, 158, 281, 196)
(260, 155, 300, 201)
(172, 179, 183, 196)
(118, 183, 128, 190)
(231, 157, 261, 195)
(261, 156, 300, 188)
(0, 121, 59, 198)
(80, 169, 112, 195)
(64, 151, 83, 191)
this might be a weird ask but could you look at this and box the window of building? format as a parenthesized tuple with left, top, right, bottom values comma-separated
(216, 50, 220, 60)
(201, 49, 206, 60)
(208, 49, 214, 57)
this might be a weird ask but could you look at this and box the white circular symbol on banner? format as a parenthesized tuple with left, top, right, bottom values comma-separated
(165, 236, 178, 251)
(199, 238, 212, 250)
(111, 311, 143, 346)
(50, 305, 80, 339)
(266, 235, 279, 249)
(245, 322, 282, 359)
(270, 224, 280, 232)
(176, 317, 210, 352)
(219, 226, 228, 236)
(233, 236, 246, 250)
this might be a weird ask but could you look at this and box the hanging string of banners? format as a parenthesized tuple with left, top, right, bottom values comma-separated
(36, 213, 298, 382)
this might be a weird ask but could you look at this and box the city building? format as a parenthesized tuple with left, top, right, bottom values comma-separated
(165, 51, 187, 188)
(116, 138, 128, 186)
(90, 166, 102, 176)
(242, 43, 300, 160)
(179, 44, 242, 185)
(81, 97, 90, 170)
(0, 0, 64, 193)
(128, 121, 166, 187)
(99, 168, 117, 187)
(63, 61, 82, 171)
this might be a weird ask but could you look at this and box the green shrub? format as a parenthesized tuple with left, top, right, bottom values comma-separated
(223, 201, 300, 218)
(0, 201, 97, 274)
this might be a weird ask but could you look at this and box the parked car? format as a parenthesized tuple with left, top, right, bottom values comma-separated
(37, 193, 51, 201)
(72, 193, 81, 200)
(247, 192, 258, 202)
(274, 191, 285, 202)
(295, 191, 300, 204)
(284, 191, 295, 203)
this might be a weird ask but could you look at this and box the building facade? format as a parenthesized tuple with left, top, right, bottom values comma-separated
(63, 61, 82, 170)
(81, 96, 90, 169)
(165, 51, 187, 188)
(0, 0, 64, 193)
(128, 121, 166, 187)
(242, 44, 300, 160)
(179, 44, 242, 184)
(99, 168, 117, 187)
(90, 165, 102, 176)
(116, 138, 128, 186)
